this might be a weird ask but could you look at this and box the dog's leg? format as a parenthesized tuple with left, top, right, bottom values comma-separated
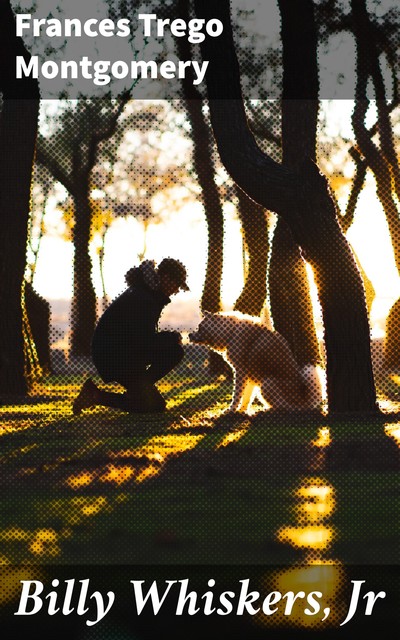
(228, 372, 249, 412)
(240, 380, 257, 413)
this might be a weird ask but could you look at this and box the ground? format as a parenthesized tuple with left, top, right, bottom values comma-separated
(0, 349, 399, 637)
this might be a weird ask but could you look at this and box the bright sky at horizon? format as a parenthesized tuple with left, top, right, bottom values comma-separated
(30, 100, 400, 338)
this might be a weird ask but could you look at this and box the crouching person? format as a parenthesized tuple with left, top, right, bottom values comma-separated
(73, 258, 189, 415)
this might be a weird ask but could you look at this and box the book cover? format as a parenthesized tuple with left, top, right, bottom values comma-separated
(0, 0, 399, 637)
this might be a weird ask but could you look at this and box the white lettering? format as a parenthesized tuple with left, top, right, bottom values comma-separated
(116, 18, 131, 38)
(236, 580, 260, 615)
(206, 19, 224, 38)
(262, 591, 282, 615)
(86, 590, 115, 627)
(176, 579, 201, 615)
(131, 580, 176, 615)
(99, 19, 115, 37)
(216, 591, 235, 615)
(84, 19, 99, 38)
(138, 14, 157, 37)
(160, 60, 177, 79)
(16, 56, 38, 79)
(15, 14, 31, 36)
(63, 18, 81, 37)
(41, 61, 59, 79)
(14, 580, 44, 615)
(46, 18, 63, 38)
(304, 591, 323, 616)
(131, 60, 158, 79)
(191, 60, 209, 85)
(187, 18, 206, 44)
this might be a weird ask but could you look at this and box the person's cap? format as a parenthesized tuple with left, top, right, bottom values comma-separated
(158, 258, 189, 291)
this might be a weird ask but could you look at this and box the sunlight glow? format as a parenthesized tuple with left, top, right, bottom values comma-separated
(165, 383, 222, 409)
(277, 526, 334, 550)
(384, 423, 400, 446)
(217, 423, 251, 448)
(65, 432, 206, 489)
(66, 471, 96, 489)
(311, 427, 332, 448)
(267, 470, 343, 629)
(99, 464, 136, 485)
(29, 529, 60, 557)
(255, 563, 347, 630)
(276, 478, 336, 554)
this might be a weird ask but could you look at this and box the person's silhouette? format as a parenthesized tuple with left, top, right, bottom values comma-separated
(73, 258, 189, 415)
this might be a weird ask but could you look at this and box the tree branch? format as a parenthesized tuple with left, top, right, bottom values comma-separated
(194, 0, 296, 215)
(35, 143, 74, 195)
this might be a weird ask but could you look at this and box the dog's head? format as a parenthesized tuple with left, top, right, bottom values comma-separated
(188, 311, 230, 351)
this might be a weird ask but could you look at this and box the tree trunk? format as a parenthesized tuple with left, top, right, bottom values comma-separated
(176, 0, 228, 376)
(269, 219, 321, 367)
(233, 189, 269, 316)
(0, 2, 40, 396)
(70, 190, 97, 357)
(176, 0, 224, 314)
(384, 298, 400, 370)
(194, 0, 377, 413)
(269, 2, 321, 368)
(24, 282, 52, 376)
(185, 99, 224, 314)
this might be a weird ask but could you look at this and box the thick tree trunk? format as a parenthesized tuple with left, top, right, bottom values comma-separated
(0, 2, 40, 396)
(185, 99, 224, 314)
(298, 193, 376, 412)
(176, 0, 228, 376)
(234, 190, 269, 316)
(269, 2, 321, 368)
(70, 190, 97, 357)
(269, 220, 321, 367)
(176, 0, 224, 314)
(385, 299, 400, 370)
(24, 282, 52, 376)
(194, 0, 377, 413)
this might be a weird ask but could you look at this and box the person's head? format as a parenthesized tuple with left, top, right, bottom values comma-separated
(157, 258, 189, 297)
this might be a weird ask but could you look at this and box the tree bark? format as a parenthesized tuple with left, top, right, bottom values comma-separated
(70, 189, 97, 357)
(185, 99, 224, 314)
(233, 189, 269, 317)
(176, 0, 224, 314)
(269, 0, 321, 368)
(24, 282, 52, 376)
(176, 0, 230, 377)
(0, 1, 40, 396)
(269, 220, 321, 367)
(194, 0, 377, 413)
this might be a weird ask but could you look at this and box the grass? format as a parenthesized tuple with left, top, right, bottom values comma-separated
(0, 368, 398, 571)
(0, 368, 398, 636)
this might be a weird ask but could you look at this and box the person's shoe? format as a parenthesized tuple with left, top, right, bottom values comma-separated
(73, 378, 100, 415)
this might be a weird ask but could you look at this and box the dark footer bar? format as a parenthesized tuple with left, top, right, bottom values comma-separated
(1, 565, 398, 639)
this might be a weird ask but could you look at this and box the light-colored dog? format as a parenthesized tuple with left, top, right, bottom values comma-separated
(189, 311, 322, 413)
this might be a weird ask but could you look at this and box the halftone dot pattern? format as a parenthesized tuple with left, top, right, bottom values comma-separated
(1, 0, 399, 637)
